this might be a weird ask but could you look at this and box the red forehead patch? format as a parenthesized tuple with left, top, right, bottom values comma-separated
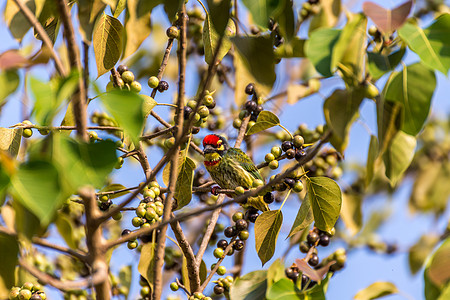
(203, 134, 220, 147)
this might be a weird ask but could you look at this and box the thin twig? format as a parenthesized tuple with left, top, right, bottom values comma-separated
(141, 126, 175, 140)
(12, 0, 66, 76)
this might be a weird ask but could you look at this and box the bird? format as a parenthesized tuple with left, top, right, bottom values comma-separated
(202, 134, 269, 211)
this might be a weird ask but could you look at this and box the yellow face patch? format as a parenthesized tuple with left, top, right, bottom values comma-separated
(204, 152, 221, 168)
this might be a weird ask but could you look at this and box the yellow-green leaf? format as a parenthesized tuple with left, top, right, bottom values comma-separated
(287, 198, 313, 238)
(174, 157, 196, 210)
(0, 128, 22, 158)
(138, 242, 156, 289)
(229, 270, 268, 300)
(123, 0, 151, 59)
(365, 135, 378, 187)
(0, 70, 20, 104)
(354, 281, 399, 300)
(93, 13, 123, 77)
(0, 233, 18, 298)
(309, 0, 341, 34)
(383, 131, 416, 186)
(246, 111, 280, 135)
(255, 210, 283, 265)
(203, 16, 235, 65)
(306, 176, 342, 233)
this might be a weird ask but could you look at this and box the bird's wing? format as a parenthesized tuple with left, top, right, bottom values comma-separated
(228, 148, 263, 181)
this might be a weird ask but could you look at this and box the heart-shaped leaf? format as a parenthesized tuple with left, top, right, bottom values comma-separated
(363, 1, 412, 34)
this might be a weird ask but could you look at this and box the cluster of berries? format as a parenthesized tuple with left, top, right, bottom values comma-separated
(97, 195, 122, 220)
(90, 111, 121, 138)
(181, 90, 216, 133)
(9, 283, 46, 300)
(299, 0, 321, 20)
(285, 263, 316, 289)
(299, 227, 334, 267)
(233, 83, 264, 130)
(110, 273, 130, 297)
(304, 148, 342, 179)
(106, 65, 142, 93)
(213, 211, 250, 259)
(267, 19, 284, 48)
(147, 75, 169, 93)
(213, 276, 234, 295)
(270, 170, 304, 194)
(62, 290, 88, 300)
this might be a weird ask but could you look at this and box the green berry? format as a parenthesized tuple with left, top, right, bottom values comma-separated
(100, 195, 109, 202)
(106, 81, 114, 92)
(143, 189, 156, 199)
(232, 211, 244, 222)
(89, 131, 98, 140)
(252, 179, 264, 188)
(148, 76, 159, 88)
(368, 25, 378, 36)
(170, 282, 179, 291)
(217, 266, 227, 275)
(213, 247, 224, 258)
(115, 77, 125, 88)
(293, 135, 304, 148)
(140, 286, 150, 296)
(239, 230, 249, 240)
(203, 94, 214, 106)
(151, 186, 160, 196)
(18, 290, 32, 300)
(155, 206, 164, 216)
(265, 153, 275, 162)
(130, 81, 142, 93)
(9, 288, 20, 299)
(269, 160, 279, 170)
(293, 181, 304, 193)
(365, 82, 379, 99)
(150, 181, 160, 188)
(38, 128, 49, 135)
(145, 208, 158, 220)
(233, 118, 242, 129)
(166, 26, 179, 39)
(112, 211, 123, 221)
(164, 137, 176, 148)
(271, 146, 282, 158)
(22, 128, 33, 138)
(239, 110, 249, 120)
(121, 71, 135, 83)
(136, 206, 146, 218)
(187, 100, 198, 109)
(128, 240, 138, 249)
(198, 106, 209, 118)
(235, 186, 245, 195)
(132, 216, 143, 227)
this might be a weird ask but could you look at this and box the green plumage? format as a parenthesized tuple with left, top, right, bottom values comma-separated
(205, 147, 268, 211)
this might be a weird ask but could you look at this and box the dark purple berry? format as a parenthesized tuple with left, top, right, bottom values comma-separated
(281, 141, 294, 152)
(233, 239, 245, 251)
(301, 274, 308, 288)
(157, 81, 169, 92)
(255, 105, 264, 114)
(299, 241, 310, 253)
(235, 219, 248, 231)
(268, 19, 275, 31)
(99, 199, 112, 211)
(192, 126, 200, 134)
(284, 178, 295, 188)
(121, 229, 131, 236)
(263, 192, 274, 204)
(117, 65, 128, 74)
(224, 226, 237, 238)
(245, 83, 255, 95)
(244, 100, 257, 112)
(214, 285, 225, 294)
(308, 253, 319, 266)
(250, 113, 258, 122)
(307, 231, 319, 246)
(295, 149, 306, 161)
(183, 106, 192, 119)
(285, 268, 299, 281)
(286, 149, 295, 159)
(248, 212, 259, 223)
(319, 233, 330, 247)
(217, 239, 228, 250)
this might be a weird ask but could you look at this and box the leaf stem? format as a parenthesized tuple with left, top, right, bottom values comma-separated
(196, 0, 208, 14)
(156, 103, 178, 108)
(279, 189, 292, 210)
(278, 124, 293, 140)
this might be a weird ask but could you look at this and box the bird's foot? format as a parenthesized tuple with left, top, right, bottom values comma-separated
(211, 186, 220, 196)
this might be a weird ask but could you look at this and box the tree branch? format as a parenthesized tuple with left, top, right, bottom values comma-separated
(13, 0, 66, 76)
(57, 0, 88, 141)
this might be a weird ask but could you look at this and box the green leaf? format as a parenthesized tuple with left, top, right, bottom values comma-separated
(232, 36, 276, 97)
(4, 0, 34, 41)
(229, 270, 268, 300)
(113, 0, 126, 17)
(383, 131, 416, 186)
(365, 135, 378, 187)
(438, 283, 450, 300)
(100, 90, 145, 143)
(376, 99, 402, 155)
(100, 183, 129, 199)
(323, 88, 364, 153)
(11, 160, 66, 225)
(408, 234, 439, 275)
(93, 13, 123, 77)
(203, 16, 235, 65)
(123, 0, 151, 59)
(55, 213, 82, 249)
(331, 14, 367, 85)
(0, 232, 18, 297)
(206, 0, 231, 37)
(241, 0, 283, 29)
(0, 70, 20, 104)
(274, 0, 295, 42)
(384, 63, 436, 136)
(52, 135, 117, 189)
(287, 197, 313, 238)
(399, 14, 450, 75)
(78, 0, 106, 43)
(138, 242, 156, 289)
(354, 281, 399, 300)
(267, 259, 286, 291)
(119, 265, 132, 299)
(142, 95, 157, 118)
(12, 200, 44, 240)
(367, 48, 406, 80)
(267, 278, 301, 300)
(306, 176, 342, 233)
(247, 111, 280, 135)
(427, 237, 450, 287)
(255, 210, 283, 265)
(174, 157, 196, 210)
(340, 192, 363, 236)
(305, 28, 340, 77)
(425, 267, 442, 300)
(274, 38, 306, 59)
(303, 272, 332, 300)
(0, 128, 22, 157)
(163, 0, 183, 22)
(309, 0, 341, 34)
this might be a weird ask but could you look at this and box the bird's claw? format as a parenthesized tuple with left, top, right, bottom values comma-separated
(211, 186, 220, 196)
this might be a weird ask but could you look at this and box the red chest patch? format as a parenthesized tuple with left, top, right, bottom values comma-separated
(205, 160, 220, 167)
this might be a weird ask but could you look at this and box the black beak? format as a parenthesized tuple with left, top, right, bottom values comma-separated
(203, 145, 216, 154)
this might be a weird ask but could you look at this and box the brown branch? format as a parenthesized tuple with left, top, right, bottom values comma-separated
(170, 215, 200, 291)
(13, 0, 66, 76)
(153, 7, 188, 299)
(32, 237, 87, 262)
(235, 115, 250, 148)
(80, 187, 110, 299)
(57, 0, 88, 141)
(196, 194, 226, 263)
(141, 126, 175, 140)
(83, 42, 89, 102)
(151, 39, 175, 98)
(18, 259, 108, 292)
(14, 125, 122, 131)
